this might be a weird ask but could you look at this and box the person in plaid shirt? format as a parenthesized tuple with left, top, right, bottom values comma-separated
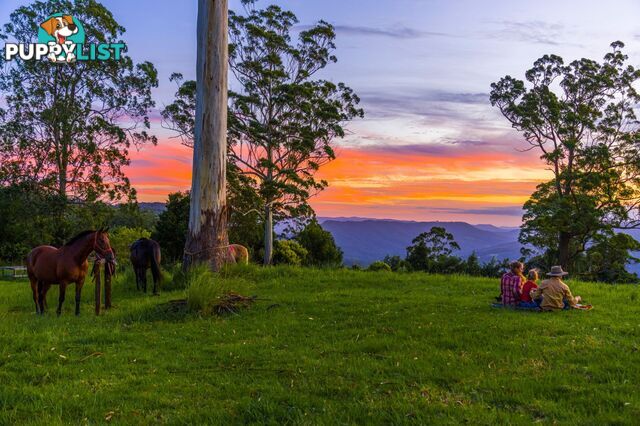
(500, 261, 525, 306)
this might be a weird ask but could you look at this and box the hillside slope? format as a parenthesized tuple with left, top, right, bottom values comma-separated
(0, 267, 638, 424)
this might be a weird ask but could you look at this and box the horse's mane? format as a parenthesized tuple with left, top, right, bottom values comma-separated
(64, 230, 96, 247)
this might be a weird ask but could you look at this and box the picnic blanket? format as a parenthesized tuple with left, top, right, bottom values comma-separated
(491, 303, 593, 311)
(491, 303, 539, 311)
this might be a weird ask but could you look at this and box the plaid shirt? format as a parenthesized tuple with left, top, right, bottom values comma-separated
(501, 272, 523, 306)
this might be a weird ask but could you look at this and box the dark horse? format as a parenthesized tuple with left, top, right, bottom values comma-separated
(26, 228, 114, 316)
(130, 238, 161, 295)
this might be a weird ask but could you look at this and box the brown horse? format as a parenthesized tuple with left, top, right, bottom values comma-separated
(27, 228, 114, 316)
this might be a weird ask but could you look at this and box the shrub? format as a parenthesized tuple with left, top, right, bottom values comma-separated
(113, 265, 137, 291)
(169, 263, 195, 291)
(186, 265, 222, 315)
(480, 257, 510, 278)
(109, 227, 151, 261)
(368, 261, 392, 272)
(273, 240, 308, 266)
(152, 192, 190, 262)
(296, 220, 343, 267)
(184, 265, 255, 315)
(383, 255, 409, 272)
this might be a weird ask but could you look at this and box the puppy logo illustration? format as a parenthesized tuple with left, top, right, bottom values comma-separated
(37, 14, 85, 63)
(4, 13, 125, 62)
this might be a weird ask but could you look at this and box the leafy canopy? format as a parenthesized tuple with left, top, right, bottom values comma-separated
(490, 41, 640, 269)
(228, 1, 363, 220)
(0, 0, 158, 202)
(406, 227, 461, 273)
(296, 220, 343, 267)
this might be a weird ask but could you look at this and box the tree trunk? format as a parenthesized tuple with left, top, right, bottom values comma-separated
(263, 204, 273, 265)
(183, 0, 229, 272)
(558, 231, 571, 269)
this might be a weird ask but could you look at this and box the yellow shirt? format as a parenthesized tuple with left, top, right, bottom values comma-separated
(531, 277, 576, 311)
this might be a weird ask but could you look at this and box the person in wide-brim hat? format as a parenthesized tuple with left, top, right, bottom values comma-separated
(546, 265, 569, 277)
(531, 266, 581, 310)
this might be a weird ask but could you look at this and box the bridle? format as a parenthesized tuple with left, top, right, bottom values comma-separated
(93, 231, 114, 260)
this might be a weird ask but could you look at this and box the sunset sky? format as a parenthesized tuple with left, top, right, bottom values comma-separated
(2, 0, 639, 225)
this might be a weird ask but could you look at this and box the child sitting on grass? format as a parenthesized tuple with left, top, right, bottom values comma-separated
(518, 269, 539, 308)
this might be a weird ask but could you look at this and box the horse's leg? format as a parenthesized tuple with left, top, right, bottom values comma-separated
(151, 251, 161, 296)
(142, 267, 148, 293)
(135, 267, 141, 291)
(43, 284, 51, 311)
(152, 270, 158, 296)
(37, 281, 48, 314)
(57, 283, 67, 316)
(75, 279, 85, 316)
(30, 278, 40, 314)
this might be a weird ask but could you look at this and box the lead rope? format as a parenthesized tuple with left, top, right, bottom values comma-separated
(183, 244, 234, 257)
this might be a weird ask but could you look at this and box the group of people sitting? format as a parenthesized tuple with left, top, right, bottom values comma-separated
(499, 261, 583, 311)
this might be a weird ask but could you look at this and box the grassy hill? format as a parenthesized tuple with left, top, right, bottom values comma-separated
(1, 267, 639, 424)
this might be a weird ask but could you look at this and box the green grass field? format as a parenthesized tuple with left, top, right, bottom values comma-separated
(1, 266, 639, 424)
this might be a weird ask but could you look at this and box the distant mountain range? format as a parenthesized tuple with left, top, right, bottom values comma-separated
(317, 218, 521, 266)
(316, 218, 640, 274)
(137, 205, 640, 273)
(139, 202, 166, 215)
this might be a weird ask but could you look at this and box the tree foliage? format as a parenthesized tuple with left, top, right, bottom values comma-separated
(152, 192, 190, 263)
(151, 190, 265, 264)
(162, 2, 362, 265)
(228, 1, 363, 263)
(161, 73, 195, 147)
(273, 239, 308, 266)
(582, 233, 640, 283)
(406, 227, 461, 273)
(490, 42, 640, 269)
(296, 220, 343, 267)
(0, 0, 158, 202)
(0, 184, 154, 261)
(108, 226, 151, 260)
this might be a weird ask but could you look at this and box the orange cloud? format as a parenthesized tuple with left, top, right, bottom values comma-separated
(125, 140, 192, 201)
(311, 145, 549, 224)
(126, 139, 549, 225)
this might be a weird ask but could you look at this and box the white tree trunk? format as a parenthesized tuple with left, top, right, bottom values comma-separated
(263, 204, 273, 265)
(184, 0, 229, 271)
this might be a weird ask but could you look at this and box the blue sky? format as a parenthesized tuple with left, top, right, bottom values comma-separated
(1, 1, 639, 224)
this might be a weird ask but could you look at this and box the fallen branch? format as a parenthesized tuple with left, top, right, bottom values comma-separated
(213, 292, 256, 316)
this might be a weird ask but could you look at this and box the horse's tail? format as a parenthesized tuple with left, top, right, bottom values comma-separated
(150, 244, 162, 285)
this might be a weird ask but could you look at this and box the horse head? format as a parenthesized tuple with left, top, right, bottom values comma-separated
(94, 227, 115, 262)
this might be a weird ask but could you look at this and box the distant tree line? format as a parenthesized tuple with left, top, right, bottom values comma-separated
(0, 184, 156, 261)
(363, 226, 638, 283)
(358, 227, 511, 278)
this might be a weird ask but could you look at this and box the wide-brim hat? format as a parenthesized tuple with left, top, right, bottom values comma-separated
(547, 266, 568, 277)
